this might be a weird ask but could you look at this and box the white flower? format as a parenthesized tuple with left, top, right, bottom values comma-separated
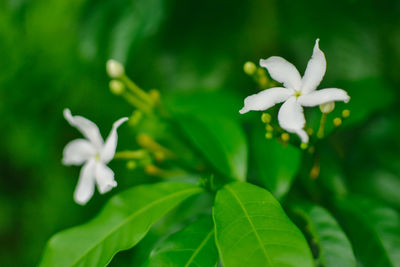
(62, 109, 128, 205)
(239, 39, 350, 143)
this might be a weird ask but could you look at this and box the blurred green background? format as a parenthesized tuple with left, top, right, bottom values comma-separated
(1, 0, 400, 266)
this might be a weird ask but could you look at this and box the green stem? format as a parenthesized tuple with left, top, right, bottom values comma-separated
(114, 149, 148, 160)
(317, 113, 327, 139)
(121, 75, 153, 106)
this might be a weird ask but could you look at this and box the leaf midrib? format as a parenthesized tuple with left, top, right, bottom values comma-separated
(184, 230, 214, 267)
(226, 185, 273, 266)
(71, 186, 202, 267)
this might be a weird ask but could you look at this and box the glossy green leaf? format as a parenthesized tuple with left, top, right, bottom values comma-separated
(39, 182, 203, 267)
(145, 216, 218, 267)
(335, 196, 400, 267)
(307, 77, 394, 137)
(292, 204, 356, 267)
(174, 113, 247, 181)
(213, 182, 313, 267)
(251, 127, 301, 199)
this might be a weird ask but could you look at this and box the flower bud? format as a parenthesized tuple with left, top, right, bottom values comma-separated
(261, 113, 271, 123)
(265, 124, 273, 132)
(333, 117, 342, 127)
(319, 101, 335, 114)
(300, 143, 308, 150)
(126, 160, 137, 170)
(265, 132, 273, 139)
(342, 109, 350, 118)
(106, 59, 125, 78)
(109, 80, 125, 95)
(243, 61, 257, 75)
(281, 133, 290, 142)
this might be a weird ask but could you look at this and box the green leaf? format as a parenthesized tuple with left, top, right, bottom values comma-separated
(307, 77, 394, 137)
(174, 113, 247, 181)
(213, 182, 313, 267)
(145, 216, 218, 267)
(251, 127, 301, 199)
(335, 196, 400, 267)
(39, 182, 203, 267)
(292, 204, 356, 267)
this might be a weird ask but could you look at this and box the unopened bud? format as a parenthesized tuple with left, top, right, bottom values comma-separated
(319, 102, 335, 114)
(126, 160, 137, 170)
(342, 109, 350, 118)
(333, 117, 342, 127)
(265, 124, 273, 132)
(243, 61, 257, 75)
(109, 80, 125, 95)
(261, 113, 271, 123)
(265, 132, 273, 139)
(300, 143, 308, 150)
(106, 59, 125, 78)
(281, 133, 290, 142)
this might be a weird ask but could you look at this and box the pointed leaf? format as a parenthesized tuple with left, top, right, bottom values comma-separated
(213, 182, 313, 267)
(39, 182, 203, 267)
(335, 196, 400, 267)
(251, 127, 301, 199)
(292, 204, 356, 267)
(145, 216, 218, 267)
(175, 114, 247, 181)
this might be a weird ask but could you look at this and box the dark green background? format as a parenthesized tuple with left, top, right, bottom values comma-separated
(1, 0, 399, 266)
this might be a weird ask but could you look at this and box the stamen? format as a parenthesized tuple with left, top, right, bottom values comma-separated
(294, 91, 302, 98)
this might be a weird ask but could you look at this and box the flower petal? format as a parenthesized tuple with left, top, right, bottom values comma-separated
(260, 57, 302, 91)
(95, 163, 117, 194)
(278, 97, 309, 143)
(239, 87, 293, 114)
(100, 117, 129, 164)
(298, 88, 350, 107)
(62, 139, 96, 166)
(63, 109, 104, 149)
(74, 159, 96, 205)
(301, 39, 326, 94)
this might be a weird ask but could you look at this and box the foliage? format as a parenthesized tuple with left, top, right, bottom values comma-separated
(1, 0, 400, 266)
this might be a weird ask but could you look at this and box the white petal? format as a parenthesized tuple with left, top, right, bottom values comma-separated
(64, 109, 104, 149)
(95, 163, 117, 194)
(298, 88, 350, 107)
(239, 87, 293, 114)
(301, 39, 326, 94)
(62, 139, 96, 166)
(100, 117, 129, 164)
(74, 159, 96, 205)
(278, 97, 309, 143)
(260, 57, 302, 91)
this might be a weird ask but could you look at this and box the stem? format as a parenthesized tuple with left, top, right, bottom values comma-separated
(137, 133, 175, 159)
(123, 92, 152, 114)
(121, 74, 153, 106)
(317, 113, 327, 139)
(114, 149, 148, 160)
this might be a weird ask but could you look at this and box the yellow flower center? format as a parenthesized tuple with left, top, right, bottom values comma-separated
(294, 91, 302, 98)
